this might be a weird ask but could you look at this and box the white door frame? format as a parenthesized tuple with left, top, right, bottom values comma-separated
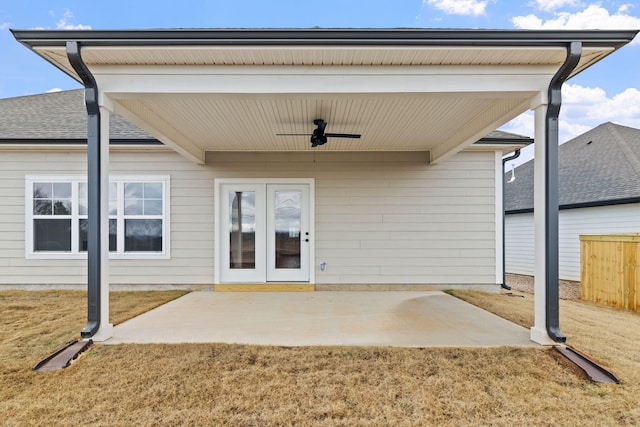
(215, 178, 315, 284)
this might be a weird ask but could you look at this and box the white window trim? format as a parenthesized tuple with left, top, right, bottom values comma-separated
(25, 175, 170, 260)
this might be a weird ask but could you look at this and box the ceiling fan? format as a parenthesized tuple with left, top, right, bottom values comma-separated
(277, 119, 361, 147)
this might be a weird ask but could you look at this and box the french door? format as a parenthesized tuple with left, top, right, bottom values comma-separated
(218, 181, 311, 283)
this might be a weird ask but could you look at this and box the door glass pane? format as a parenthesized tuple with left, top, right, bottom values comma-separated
(274, 191, 301, 269)
(229, 191, 256, 269)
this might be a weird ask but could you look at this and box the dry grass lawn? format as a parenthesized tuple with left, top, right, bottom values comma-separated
(1, 289, 640, 426)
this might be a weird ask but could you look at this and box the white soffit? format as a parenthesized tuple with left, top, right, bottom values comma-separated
(26, 43, 614, 162)
(32, 45, 611, 76)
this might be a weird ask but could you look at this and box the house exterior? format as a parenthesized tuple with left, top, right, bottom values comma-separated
(505, 122, 640, 281)
(7, 28, 637, 343)
(1, 89, 529, 288)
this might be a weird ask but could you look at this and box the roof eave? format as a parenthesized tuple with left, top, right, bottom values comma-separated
(11, 28, 639, 48)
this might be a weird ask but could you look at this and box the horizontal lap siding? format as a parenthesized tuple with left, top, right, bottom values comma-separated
(0, 150, 497, 286)
(505, 204, 640, 281)
(0, 150, 217, 285)
(559, 205, 640, 281)
(0, 152, 86, 284)
(504, 213, 535, 277)
(311, 151, 497, 285)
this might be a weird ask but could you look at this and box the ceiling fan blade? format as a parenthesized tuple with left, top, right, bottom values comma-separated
(325, 133, 361, 139)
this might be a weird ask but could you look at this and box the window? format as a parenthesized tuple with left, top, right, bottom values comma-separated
(26, 176, 170, 259)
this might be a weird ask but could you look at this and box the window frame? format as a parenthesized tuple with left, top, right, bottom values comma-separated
(25, 175, 170, 260)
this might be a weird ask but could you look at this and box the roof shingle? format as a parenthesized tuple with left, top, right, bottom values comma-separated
(0, 89, 153, 141)
(505, 122, 640, 212)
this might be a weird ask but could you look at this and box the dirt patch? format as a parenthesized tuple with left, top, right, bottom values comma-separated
(506, 273, 581, 299)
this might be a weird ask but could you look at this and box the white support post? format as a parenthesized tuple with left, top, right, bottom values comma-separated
(495, 150, 504, 287)
(93, 106, 113, 341)
(531, 102, 555, 345)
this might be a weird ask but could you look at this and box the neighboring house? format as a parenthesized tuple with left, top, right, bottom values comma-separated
(5, 28, 636, 343)
(505, 122, 640, 281)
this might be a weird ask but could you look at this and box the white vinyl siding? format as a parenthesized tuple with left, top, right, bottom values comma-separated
(505, 203, 640, 281)
(504, 213, 535, 277)
(0, 149, 498, 286)
(313, 159, 496, 284)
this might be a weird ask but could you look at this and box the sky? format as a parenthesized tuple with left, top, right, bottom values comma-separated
(1, 0, 639, 166)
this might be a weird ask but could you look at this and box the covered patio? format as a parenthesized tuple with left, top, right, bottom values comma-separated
(11, 28, 638, 346)
(106, 291, 534, 346)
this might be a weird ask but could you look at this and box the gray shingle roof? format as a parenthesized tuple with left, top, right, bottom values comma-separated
(483, 130, 533, 141)
(0, 89, 154, 141)
(505, 122, 640, 212)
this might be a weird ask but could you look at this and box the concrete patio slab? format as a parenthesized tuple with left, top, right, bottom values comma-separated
(105, 291, 536, 347)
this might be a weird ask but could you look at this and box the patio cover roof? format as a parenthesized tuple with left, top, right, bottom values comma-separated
(11, 28, 637, 164)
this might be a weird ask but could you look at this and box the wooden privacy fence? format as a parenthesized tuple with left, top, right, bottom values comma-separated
(580, 234, 640, 311)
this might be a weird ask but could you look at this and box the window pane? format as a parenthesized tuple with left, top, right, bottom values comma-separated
(125, 182, 143, 199)
(34, 182, 53, 198)
(78, 201, 88, 216)
(53, 182, 71, 198)
(109, 182, 118, 215)
(144, 183, 162, 199)
(79, 219, 117, 252)
(34, 219, 71, 251)
(81, 182, 118, 215)
(144, 199, 163, 215)
(125, 219, 162, 252)
(53, 200, 72, 215)
(78, 182, 87, 199)
(79, 219, 87, 252)
(78, 182, 88, 215)
(124, 199, 143, 215)
(229, 191, 256, 269)
(33, 200, 52, 215)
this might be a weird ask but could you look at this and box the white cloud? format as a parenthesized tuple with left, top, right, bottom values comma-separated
(533, 0, 579, 12)
(619, 4, 631, 14)
(55, 10, 91, 30)
(46, 88, 63, 93)
(501, 84, 640, 152)
(29, 10, 91, 30)
(512, 5, 640, 44)
(500, 112, 534, 139)
(564, 85, 640, 127)
(0, 22, 10, 30)
(424, 0, 489, 16)
(512, 14, 544, 29)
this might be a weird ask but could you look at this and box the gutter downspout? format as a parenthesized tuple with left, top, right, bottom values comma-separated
(66, 41, 102, 338)
(501, 149, 521, 290)
(545, 41, 582, 343)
